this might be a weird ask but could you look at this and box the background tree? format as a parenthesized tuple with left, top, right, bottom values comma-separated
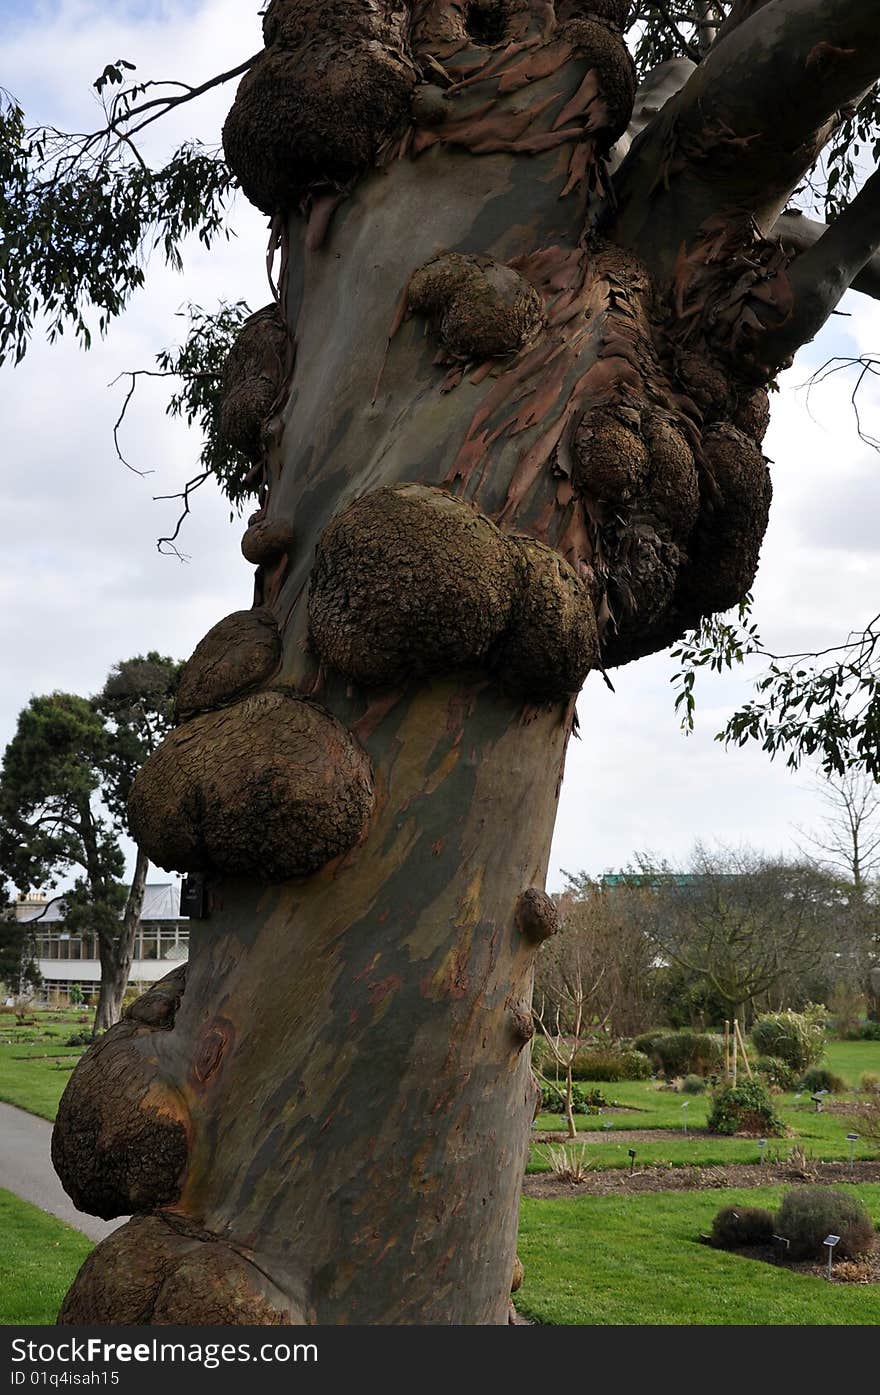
(0, 883, 41, 1011)
(626, 845, 841, 1023)
(797, 769, 880, 1019)
(0, 693, 127, 1020)
(540, 875, 659, 1035)
(92, 653, 180, 1028)
(9, 0, 880, 1328)
(0, 655, 179, 1032)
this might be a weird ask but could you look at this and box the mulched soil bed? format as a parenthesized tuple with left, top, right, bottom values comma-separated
(723, 1243, 880, 1285)
(523, 1158, 880, 1200)
(533, 1127, 685, 1143)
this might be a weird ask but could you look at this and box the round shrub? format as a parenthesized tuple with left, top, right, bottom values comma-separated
(570, 1049, 651, 1081)
(709, 1205, 776, 1250)
(682, 1074, 706, 1095)
(755, 1055, 796, 1090)
(652, 1031, 723, 1079)
(751, 1011, 825, 1074)
(799, 1066, 847, 1095)
(776, 1186, 876, 1260)
(861, 1072, 880, 1095)
(707, 1079, 785, 1137)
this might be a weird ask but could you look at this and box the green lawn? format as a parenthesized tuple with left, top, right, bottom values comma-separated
(517, 1183, 880, 1324)
(3, 1182, 878, 1327)
(0, 1013, 89, 1121)
(531, 1039, 880, 1171)
(0, 1189, 93, 1325)
(826, 1038, 880, 1084)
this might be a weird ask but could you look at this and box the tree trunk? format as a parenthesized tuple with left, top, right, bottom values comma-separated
(564, 1064, 578, 1140)
(51, 1, 880, 1325)
(93, 846, 148, 1032)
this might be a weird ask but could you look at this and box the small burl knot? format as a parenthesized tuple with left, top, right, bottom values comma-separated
(510, 1004, 535, 1049)
(515, 888, 559, 945)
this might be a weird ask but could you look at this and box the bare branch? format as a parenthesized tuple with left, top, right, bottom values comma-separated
(82, 54, 260, 157)
(153, 471, 211, 560)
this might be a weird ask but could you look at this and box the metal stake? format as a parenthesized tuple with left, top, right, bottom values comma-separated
(824, 1234, 840, 1280)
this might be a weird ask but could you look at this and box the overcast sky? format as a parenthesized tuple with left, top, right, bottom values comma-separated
(1, 0, 878, 893)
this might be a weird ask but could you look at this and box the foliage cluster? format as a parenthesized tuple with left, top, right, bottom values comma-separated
(707, 1080, 786, 1137)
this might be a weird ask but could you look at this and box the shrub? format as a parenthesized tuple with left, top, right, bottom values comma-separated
(799, 1066, 847, 1095)
(755, 1055, 796, 1090)
(707, 1079, 785, 1137)
(851, 1020, 880, 1041)
(860, 1072, 880, 1095)
(682, 1074, 706, 1095)
(539, 1082, 605, 1115)
(776, 1186, 876, 1260)
(709, 1205, 776, 1250)
(632, 1030, 667, 1057)
(65, 1030, 94, 1047)
(652, 1031, 723, 1079)
(570, 1049, 651, 1081)
(751, 1011, 825, 1074)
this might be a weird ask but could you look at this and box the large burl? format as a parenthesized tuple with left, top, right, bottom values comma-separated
(56, 0, 783, 1325)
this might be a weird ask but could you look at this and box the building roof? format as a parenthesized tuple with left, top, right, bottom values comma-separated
(15, 883, 187, 924)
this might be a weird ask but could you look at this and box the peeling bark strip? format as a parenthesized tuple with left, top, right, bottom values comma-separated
(56, 1, 880, 1325)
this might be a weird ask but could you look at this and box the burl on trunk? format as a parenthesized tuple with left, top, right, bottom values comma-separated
(54, 0, 819, 1323)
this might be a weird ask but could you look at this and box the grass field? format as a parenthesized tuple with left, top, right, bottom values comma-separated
(3, 1181, 877, 1328)
(0, 1189, 92, 1325)
(530, 1038, 880, 1171)
(516, 1183, 880, 1325)
(0, 1012, 89, 1121)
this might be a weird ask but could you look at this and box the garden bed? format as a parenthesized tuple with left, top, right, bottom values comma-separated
(523, 1157, 880, 1199)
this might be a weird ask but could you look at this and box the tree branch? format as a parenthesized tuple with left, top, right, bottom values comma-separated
(611, 0, 880, 282)
(774, 210, 880, 303)
(713, 0, 776, 44)
(764, 166, 880, 367)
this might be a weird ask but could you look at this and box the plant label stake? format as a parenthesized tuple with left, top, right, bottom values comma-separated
(773, 1234, 790, 1266)
(681, 1100, 689, 1136)
(628, 1147, 636, 1174)
(824, 1234, 840, 1280)
(758, 1138, 766, 1165)
(846, 1132, 859, 1169)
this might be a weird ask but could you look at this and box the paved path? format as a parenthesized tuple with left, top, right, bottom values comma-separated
(0, 1101, 123, 1243)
